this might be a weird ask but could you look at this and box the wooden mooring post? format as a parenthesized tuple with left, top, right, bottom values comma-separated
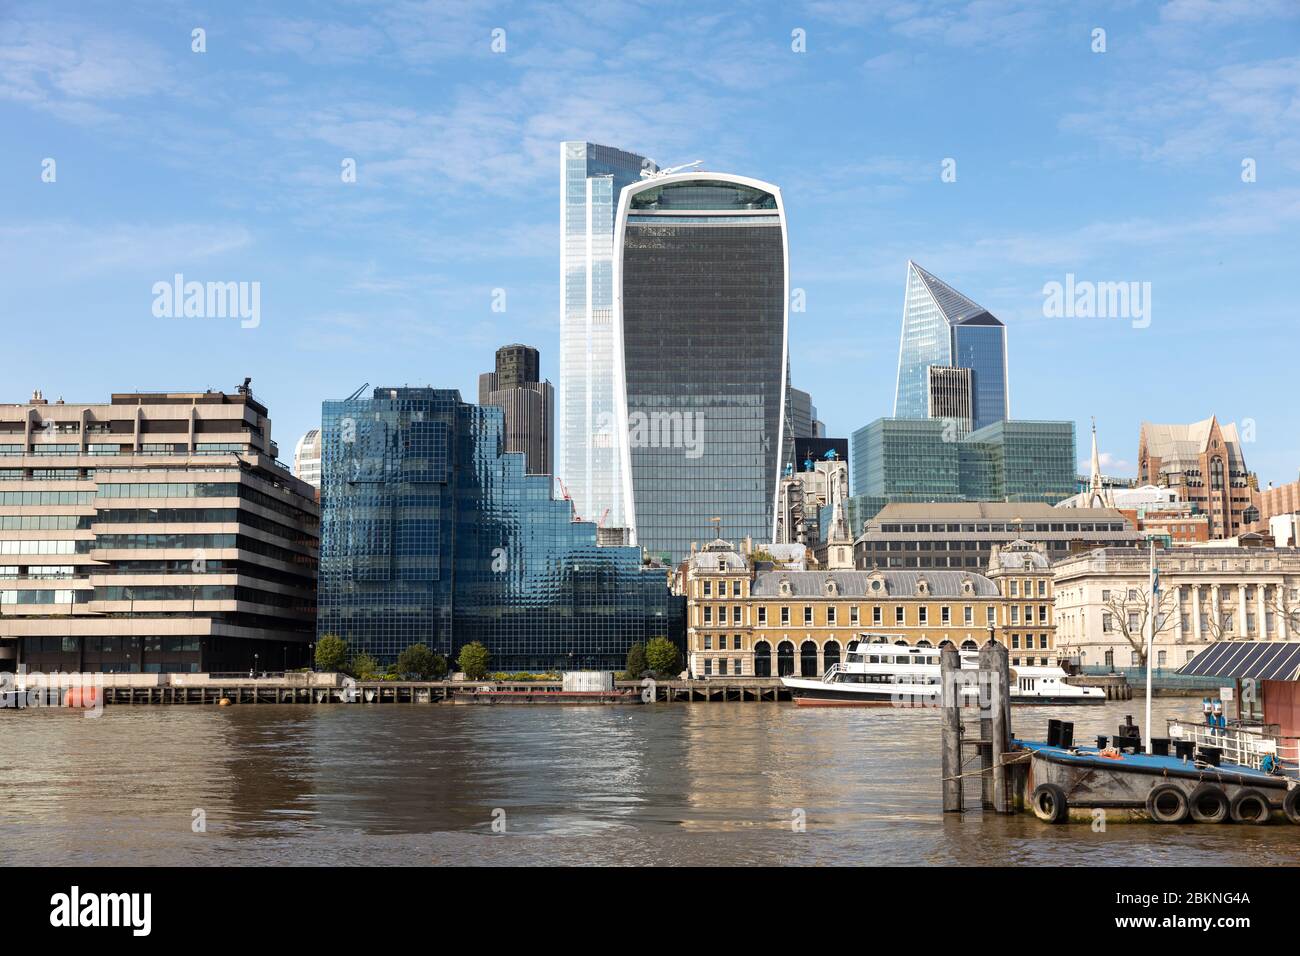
(941, 639, 1014, 815)
(940, 644, 963, 813)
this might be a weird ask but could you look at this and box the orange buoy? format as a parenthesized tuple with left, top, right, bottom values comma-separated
(218, 697, 232, 706)
(63, 687, 99, 709)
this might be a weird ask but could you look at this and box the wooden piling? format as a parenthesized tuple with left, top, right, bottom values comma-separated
(988, 641, 1012, 815)
(940, 644, 963, 813)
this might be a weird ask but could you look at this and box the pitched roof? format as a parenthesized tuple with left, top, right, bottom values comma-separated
(752, 568, 999, 598)
(908, 261, 1001, 327)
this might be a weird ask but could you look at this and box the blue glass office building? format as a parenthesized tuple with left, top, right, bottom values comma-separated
(894, 261, 1008, 431)
(318, 387, 682, 670)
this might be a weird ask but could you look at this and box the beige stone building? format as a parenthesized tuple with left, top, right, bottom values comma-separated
(0, 385, 318, 674)
(684, 537, 1058, 679)
(1053, 546, 1300, 671)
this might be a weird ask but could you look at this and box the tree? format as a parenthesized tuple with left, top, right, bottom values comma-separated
(625, 643, 647, 677)
(1103, 585, 1178, 668)
(457, 641, 491, 680)
(315, 634, 348, 672)
(644, 636, 679, 676)
(396, 643, 445, 680)
(1264, 587, 1300, 639)
(349, 652, 382, 681)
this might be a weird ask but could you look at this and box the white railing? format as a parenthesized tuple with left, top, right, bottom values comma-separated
(1167, 718, 1300, 777)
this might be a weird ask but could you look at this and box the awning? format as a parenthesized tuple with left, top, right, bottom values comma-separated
(1177, 642, 1300, 681)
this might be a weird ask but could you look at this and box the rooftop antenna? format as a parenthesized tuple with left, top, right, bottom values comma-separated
(641, 160, 703, 179)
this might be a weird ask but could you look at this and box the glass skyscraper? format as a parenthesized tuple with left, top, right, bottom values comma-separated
(615, 173, 788, 566)
(894, 261, 1009, 431)
(559, 142, 654, 531)
(318, 387, 682, 670)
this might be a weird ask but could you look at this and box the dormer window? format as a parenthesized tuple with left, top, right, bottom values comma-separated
(825, 578, 838, 596)
(779, 578, 792, 597)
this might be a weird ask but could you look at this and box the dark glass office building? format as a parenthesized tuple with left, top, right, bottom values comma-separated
(615, 173, 788, 565)
(318, 387, 682, 670)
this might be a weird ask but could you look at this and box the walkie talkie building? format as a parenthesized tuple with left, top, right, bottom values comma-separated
(613, 172, 789, 566)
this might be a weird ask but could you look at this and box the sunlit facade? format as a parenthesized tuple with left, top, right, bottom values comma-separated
(614, 173, 788, 566)
(559, 142, 653, 529)
(894, 261, 1008, 431)
(318, 387, 682, 670)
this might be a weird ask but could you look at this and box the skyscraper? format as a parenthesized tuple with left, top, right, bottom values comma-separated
(894, 261, 1008, 431)
(478, 343, 553, 476)
(318, 387, 681, 669)
(614, 172, 788, 565)
(559, 142, 655, 528)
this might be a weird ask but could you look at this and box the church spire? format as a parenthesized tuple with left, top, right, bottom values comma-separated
(1089, 417, 1104, 506)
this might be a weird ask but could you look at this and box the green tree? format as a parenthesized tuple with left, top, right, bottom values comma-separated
(457, 641, 491, 680)
(396, 643, 446, 680)
(349, 653, 382, 681)
(625, 643, 648, 677)
(645, 637, 679, 676)
(315, 634, 348, 672)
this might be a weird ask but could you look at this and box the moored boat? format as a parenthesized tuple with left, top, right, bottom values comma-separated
(781, 634, 1105, 707)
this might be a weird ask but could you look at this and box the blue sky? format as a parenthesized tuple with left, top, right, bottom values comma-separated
(2, 0, 1298, 484)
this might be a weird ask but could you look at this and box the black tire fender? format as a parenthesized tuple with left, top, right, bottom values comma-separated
(1283, 787, 1300, 826)
(1146, 783, 1190, 824)
(1187, 784, 1230, 824)
(1032, 782, 1069, 824)
(1229, 788, 1272, 825)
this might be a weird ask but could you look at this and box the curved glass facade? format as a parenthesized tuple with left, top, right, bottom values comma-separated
(617, 175, 787, 566)
(318, 387, 682, 669)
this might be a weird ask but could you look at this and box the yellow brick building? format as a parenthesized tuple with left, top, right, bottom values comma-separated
(685, 538, 1056, 678)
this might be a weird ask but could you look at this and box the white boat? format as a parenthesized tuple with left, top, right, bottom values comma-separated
(781, 634, 1106, 707)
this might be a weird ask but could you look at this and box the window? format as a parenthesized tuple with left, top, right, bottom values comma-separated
(964, 606, 973, 625)
(918, 606, 928, 624)
(704, 658, 712, 676)
(703, 606, 712, 624)
(703, 580, 711, 597)
(1102, 613, 1113, 633)
(895, 606, 905, 625)
(781, 606, 790, 626)
(986, 607, 995, 625)
(757, 606, 767, 625)
(703, 635, 712, 650)
(827, 606, 836, 625)
(732, 605, 741, 624)
(719, 658, 728, 676)
(850, 606, 859, 625)
(873, 606, 882, 625)
(1011, 634, 1020, 649)
(732, 580, 741, 597)
(941, 606, 950, 625)
(803, 606, 813, 625)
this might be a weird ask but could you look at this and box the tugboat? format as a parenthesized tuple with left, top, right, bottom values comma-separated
(781, 634, 1105, 706)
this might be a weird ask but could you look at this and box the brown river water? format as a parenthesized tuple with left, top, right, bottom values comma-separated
(1, 697, 1296, 865)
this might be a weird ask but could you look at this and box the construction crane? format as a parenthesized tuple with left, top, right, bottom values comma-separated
(552, 476, 580, 522)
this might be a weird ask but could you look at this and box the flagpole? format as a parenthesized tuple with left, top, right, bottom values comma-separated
(1145, 538, 1156, 755)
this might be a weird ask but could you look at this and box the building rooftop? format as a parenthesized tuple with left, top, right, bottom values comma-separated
(752, 568, 999, 598)
(869, 501, 1130, 522)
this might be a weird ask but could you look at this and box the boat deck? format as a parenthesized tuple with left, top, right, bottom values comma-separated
(1014, 738, 1289, 789)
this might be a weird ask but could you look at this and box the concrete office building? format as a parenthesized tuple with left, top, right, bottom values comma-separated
(0, 385, 319, 673)
(853, 501, 1141, 571)
(478, 343, 554, 477)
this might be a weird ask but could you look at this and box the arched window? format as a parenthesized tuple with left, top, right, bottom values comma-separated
(776, 641, 795, 677)
(1210, 456, 1224, 490)
(753, 640, 772, 678)
(823, 640, 841, 670)
(799, 640, 819, 677)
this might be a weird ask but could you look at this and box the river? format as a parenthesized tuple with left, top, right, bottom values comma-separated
(2, 697, 1296, 865)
